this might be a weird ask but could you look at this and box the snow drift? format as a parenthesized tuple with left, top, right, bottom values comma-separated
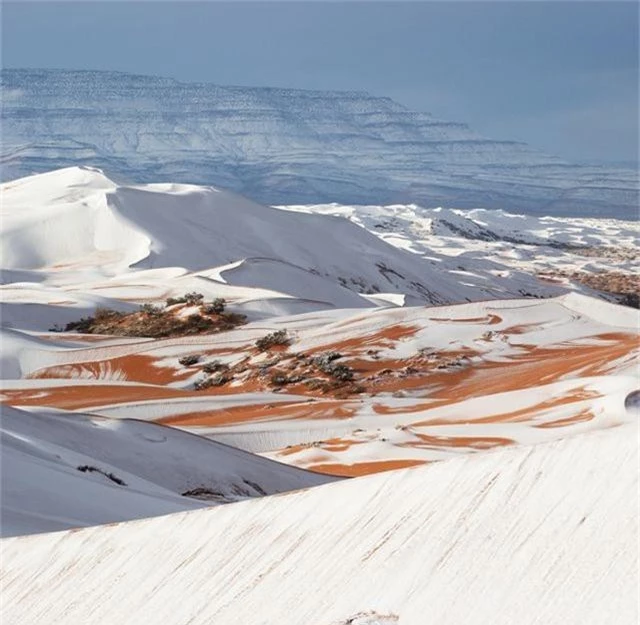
(0, 405, 336, 536)
(1, 424, 637, 624)
(2, 167, 477, 308)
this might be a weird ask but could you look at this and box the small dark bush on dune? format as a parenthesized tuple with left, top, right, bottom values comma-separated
(256, 329, 291, 351)
(202, 360, 229, 374)
(139, 303, 164, 316)
(179, 354, 201, 367)
(166, 291, 204, 307)
(203, 298, 226, 315)
(194, 372, 230, 390)
(325, 364, 354, 381)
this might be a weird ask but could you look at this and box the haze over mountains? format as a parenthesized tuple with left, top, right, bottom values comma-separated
(2, 69, 638, 218)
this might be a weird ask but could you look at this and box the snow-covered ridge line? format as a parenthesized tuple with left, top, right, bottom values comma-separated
(2, 424, 637, 624)
(2, 69, 638, 217)
(3, 167, 574, 327)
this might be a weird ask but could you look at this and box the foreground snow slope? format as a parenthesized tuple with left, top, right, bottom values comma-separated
(2, 69, 638, 218)
(2, 425, 637, 625)
(0, 406, 336, 537)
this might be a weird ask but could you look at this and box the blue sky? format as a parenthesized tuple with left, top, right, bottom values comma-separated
(3, 1, 638, 165)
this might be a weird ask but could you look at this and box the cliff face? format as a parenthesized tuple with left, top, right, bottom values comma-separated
(2, 69, 637, 217)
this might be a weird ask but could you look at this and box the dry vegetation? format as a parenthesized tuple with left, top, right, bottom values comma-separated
(538, 270, 640, 308)
(57, 294, 246, 338)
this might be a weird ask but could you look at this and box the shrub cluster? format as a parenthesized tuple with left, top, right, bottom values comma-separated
(139, 303, 164, 316)
(62, 302, 245, 338)
(166, 292, 205, 306)
(64, 307, 124, 333)
(255, 329, 291, 351)
(203, 298, 226, 315)
(194, 372, 230, 390)
(202, 360, 229, 374)
(178, 354, 201, 367)
(311, 351, 353, 381)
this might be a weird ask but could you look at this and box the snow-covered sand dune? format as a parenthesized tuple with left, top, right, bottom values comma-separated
(0, 405, 336, 537)
(1, 424, 637, 624)
(2, 166, 484, 311)
(1, 163, 638, 623)
(3, 167, 638, 340)
(282, 203, 639, 295)
(1, 166, 638, 546)
(3, 292, 637, 477)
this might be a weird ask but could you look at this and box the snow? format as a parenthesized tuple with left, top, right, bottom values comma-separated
(2, 167, 492, 317)
(2, 69, 638, 218)
(0, 162, 638, 621)
(0, 405, 337, 537)
(3, 167, 637, 340)
(281, 203, 640, 299)
(1, 425, 637, 624)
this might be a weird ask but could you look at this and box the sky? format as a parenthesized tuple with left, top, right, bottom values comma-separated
(2, 1, 638, 165)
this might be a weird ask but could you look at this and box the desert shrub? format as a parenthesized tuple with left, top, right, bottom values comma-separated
(311, 353, 353, 381)
(166, 292, 204, 306)
(194, 376, 213, 391)
(194, 372, 230, 390)
(184, 292, 204, 305)
(203, 298, 226, 315)
(179, 354, 201, 367)
(255, 329, 290, 351)
(620, 292, 640, 309)
(270, 373, 290, 386)
(202, 360, 229, 374)
(221, 312, 247, 326)
(209, 372, 230, 386)
(94, 307, 124, 322)
(64, 315, 95, 333)
(325, 364, 354, 381)
(139, 303, 164, 316)
(304, 378, 328, 391)
(312, 351, 342, 370)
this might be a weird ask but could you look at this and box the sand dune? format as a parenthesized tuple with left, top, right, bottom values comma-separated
(1, 425, 636, 624)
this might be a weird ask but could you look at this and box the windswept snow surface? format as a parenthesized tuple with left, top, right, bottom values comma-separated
(1, 425, 637, 624)
(3, 166, 637, 337)
(0, 405, 336, 537)
(2, 69, 639, 218)
(2, 167, 509, 318)
(281, 203, 640, 292)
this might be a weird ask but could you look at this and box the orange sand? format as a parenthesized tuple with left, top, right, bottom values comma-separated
(309, 458, 427, 477)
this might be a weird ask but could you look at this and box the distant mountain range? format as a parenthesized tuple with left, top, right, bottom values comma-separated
(1, 69, 638, 218)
